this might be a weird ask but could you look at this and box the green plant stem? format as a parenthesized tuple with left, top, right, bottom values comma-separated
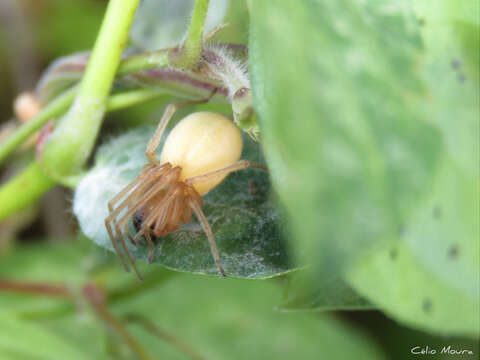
(169, 0, 210, 69)
(0, 88, 163, 166)
(0, 51, 170, 165)
(41, 0, 140, 179)
(107, 89, 163, 111)
(118, 50, 169, 75)
(0, 89, 164, 222)
(0, 162, 55, 221)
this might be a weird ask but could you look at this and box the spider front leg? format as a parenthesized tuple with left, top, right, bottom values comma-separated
(105, 172, 153, 274)
(104, 163, 171, 280)
(146, 89, 218, 164)
(185, 160, 268, 277)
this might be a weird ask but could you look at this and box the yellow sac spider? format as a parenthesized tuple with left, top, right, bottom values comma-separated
(105, 94, 267, 280)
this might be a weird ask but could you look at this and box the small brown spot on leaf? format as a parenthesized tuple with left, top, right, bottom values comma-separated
(389, 248, 398, 260)
(451, 59, 461, 69)
(448, 244, 459, 259)
(422, 299, 432, 313)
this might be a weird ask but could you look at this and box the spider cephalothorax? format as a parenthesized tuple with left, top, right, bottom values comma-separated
(105, 104, 266, 280)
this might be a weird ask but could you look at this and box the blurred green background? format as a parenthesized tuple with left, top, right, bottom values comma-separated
(0, 1, 478, 359)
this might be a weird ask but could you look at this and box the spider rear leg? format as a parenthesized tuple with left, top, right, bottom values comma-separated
(187, 192, 226, 277)
(105, 164, 171, 278)
(184, 160, 268, 277)
(113, 178, 174, 279)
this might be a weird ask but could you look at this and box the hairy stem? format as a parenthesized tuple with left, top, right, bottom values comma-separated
(41, 0, 140, 179)
(169, 0, 210, 69)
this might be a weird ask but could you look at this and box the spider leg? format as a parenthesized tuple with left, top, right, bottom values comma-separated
(165, 187, 184, 233)
(146, 89, 218, 164)
(107, 163, 156, 213)
(141, 184, 182, 262)
(114, 167, 180, 232)
(130, 205, 161, 263)
(113, 173, 179, 272)
(181, 197, 193, 224)
(113, 180, 168, 257)
(144, 232, 155, 264)
(124, 222, 136, 246)
(182, 162, 267, 277)
(110, 169, 178, 280)
(105, 171, 152, 269)
(185, 160, 267, 187)
(114, 221, 144, 281)
(187, 195, 226, 277)
(129, 188, 177, 246)
(104, 164, 169, 273)
(105, 217, 130, 273)
(108, 163, 171, 220)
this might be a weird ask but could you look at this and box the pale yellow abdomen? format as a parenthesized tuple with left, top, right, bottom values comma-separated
(160, 112, 243, 195)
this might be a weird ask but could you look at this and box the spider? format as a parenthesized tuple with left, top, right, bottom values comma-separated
(104, 93, 267, 280)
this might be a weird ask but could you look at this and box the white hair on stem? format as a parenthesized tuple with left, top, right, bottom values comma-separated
(203, 43, 250, 99)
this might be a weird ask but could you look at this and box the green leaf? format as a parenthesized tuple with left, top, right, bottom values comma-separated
(0, 239, 172, 317)
(74, 126, 295, 278)
(0, 241, 89, 316)
(0, 313, 94, 360)
(40, 316, 110, 360)
(36, 52, 88, 104)
(372, 318, 479, 360)
(0, 241, 90, 284)
(278, 272, 374, 312)
(249, 0, 442, 282)
(130, 0, 230, 50)
(34, 0, 105, 59)
(112, 274, 386, 360)
(346, 227, 478, 337)
(344, 0, 479, 337)
(411, 0, 479, 174)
